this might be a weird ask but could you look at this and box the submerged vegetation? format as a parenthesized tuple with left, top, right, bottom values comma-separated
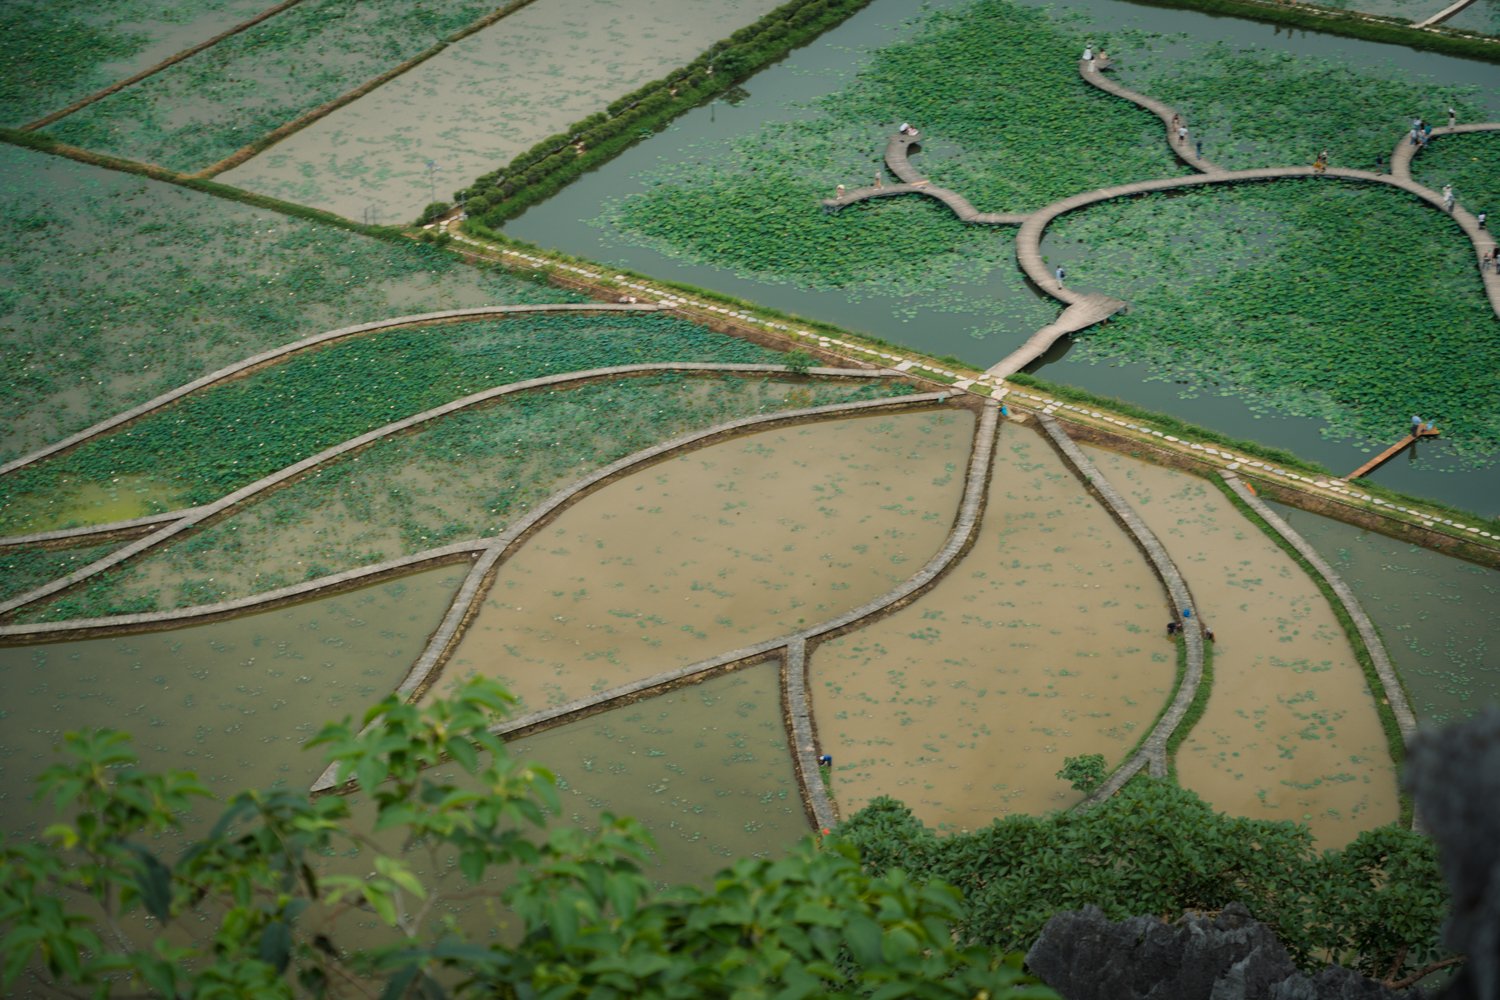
(12, 375, 915, 620)
(0, 313, 788, 534)
(42, 0, 505, 172)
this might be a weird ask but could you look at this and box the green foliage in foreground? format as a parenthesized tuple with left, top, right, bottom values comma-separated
(0, 314, 787, 535)
(838, 784, 1449, 984)
(0, 679, 1053, 999)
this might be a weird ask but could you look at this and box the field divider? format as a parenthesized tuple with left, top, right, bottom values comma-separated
(0, 303, 662, 479)
(0, 365, 901, 623)
(21, 0, 309, 132)
(192, 0, 547, 178)
(0, 540, 488, 644)
(311, 389, 966, 797)
(1035, 413, 1205, 796)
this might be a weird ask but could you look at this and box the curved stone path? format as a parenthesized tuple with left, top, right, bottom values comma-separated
(0, 302, 663, 479)
(0, 363, 895, 623)
(1035, 415, 1205, 796)
(311, 393, 992, 805)
(1220, 472, 1416, 744)
(823, 59, 1500, 378)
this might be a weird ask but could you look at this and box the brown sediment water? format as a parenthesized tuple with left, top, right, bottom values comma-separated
(508, 661, 804, 885)
(221, 0, 789, 221)
(1082, 447, 1400, 846)
(0, 566, 464, 839)
(429, 409, 976, 712)
(811, 422, 1173, 831)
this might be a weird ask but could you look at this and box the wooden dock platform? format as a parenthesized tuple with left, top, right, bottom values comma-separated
(1349, 428, 1440, 479)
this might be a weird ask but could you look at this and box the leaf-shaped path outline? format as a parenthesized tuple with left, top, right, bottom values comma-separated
(0, 363, 898, 624)
(824, 58, 1500, 376)
(309, 391, 988, 818)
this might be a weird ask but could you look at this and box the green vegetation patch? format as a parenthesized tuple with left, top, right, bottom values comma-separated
(602, 0, 1183, 293)
(0, 144, 567, 464)
(0, 0, 274, 126)
(1409, 129, 1500, 213)
(1116, 39, 1485, 171)
(1049, 180, 1500, 463)
(44, 0, 500, 171)
(0, 539, 126, 604)
(838, 781, 1449, 982)
(13, 375, 913, 619)
(0, 313, 789, 535)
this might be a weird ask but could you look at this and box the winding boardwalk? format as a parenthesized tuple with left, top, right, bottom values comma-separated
(823, 59, 1500, 376)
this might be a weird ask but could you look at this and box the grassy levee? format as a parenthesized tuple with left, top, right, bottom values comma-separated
(1207, 474, 1415, 825)
(460, 0, 876, 229)
(0, 125, 400, 241)
(1007, 372, 1500, 542)
(1144, 0, 1500, 61)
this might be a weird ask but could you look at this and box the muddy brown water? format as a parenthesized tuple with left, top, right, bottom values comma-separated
(429, 409, 976, 713)
(1083, 447, 1400, 846)
(811, 422, 1173, 831)
(0, 567, 465, 840)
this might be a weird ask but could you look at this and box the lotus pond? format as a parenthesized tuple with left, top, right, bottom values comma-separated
(0, 312, 792, 535)
(505, 0, 1500, 513)
(0, 0, 270, 126)
(0, 144, 567, 463)
(221, 0, 791, 223)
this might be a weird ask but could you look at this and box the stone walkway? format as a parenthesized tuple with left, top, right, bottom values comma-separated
(0, 363, 900, 624)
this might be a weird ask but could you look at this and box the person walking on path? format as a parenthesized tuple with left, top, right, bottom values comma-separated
(1055, 265, 1067, 287)
(1478, 210, 1487, 230)
(1443, 185, 1454, 212)
(1412, 414, 1424, 436)
(1177, 124, 1188, 146)
(1449, 107, 1457, 127)
(1196, 139, 1203, 158)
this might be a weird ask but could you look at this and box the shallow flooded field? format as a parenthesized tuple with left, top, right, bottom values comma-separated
(0, 145, 565, 463)
(224, 0, 789, 223)
(811, 422, 1172, 831)
(0, 0, 270, 125)
(0, 567, 464, 839)
(15, 377, 910, 619)
(1268, 501, 1500, 727)
(1083, 447, 1399, 845)
(509, 661, 805, 886)
(431, 409, 975, 713)
(506, 0, 1500, 513)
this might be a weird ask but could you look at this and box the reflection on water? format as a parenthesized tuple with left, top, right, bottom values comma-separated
(1268, 501, 1500, 727)
(510, 661, 804, 887)
(436, 409, 975, 712)
(0, 567, 464, 839)
(1084, 447, 1399, 846)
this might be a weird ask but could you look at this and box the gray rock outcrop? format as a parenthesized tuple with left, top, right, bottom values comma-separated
(1024, 903, 1413, 1000)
